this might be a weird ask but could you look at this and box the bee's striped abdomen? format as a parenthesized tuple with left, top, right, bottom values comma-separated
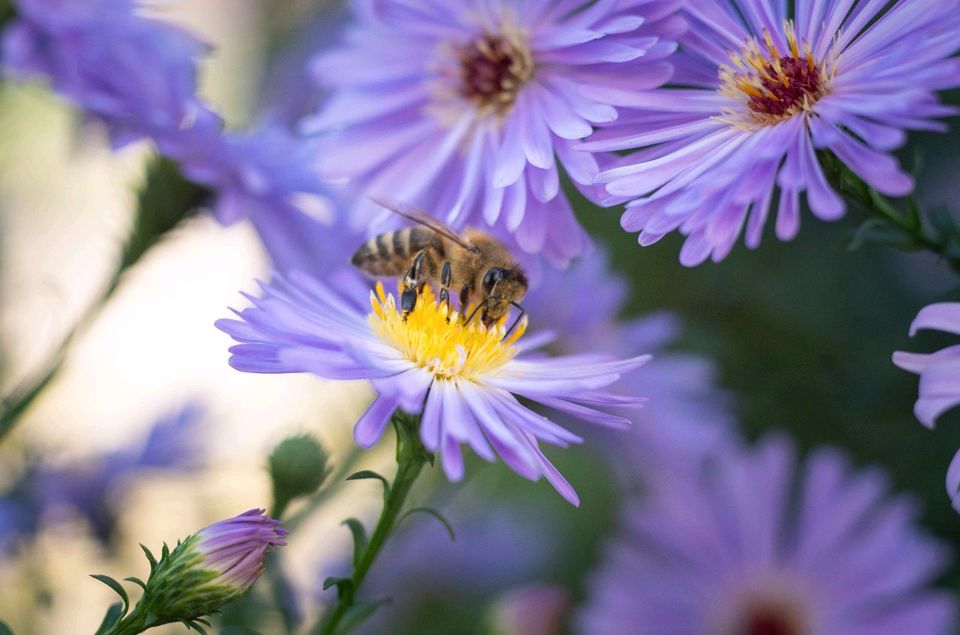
(351, 227, 442, 277)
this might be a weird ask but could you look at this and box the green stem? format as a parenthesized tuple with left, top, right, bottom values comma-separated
(314, 411, 430, 635)
(105, 604, 151, 635)
(821, 152, 960, 273)
(0, 158, 207, 443)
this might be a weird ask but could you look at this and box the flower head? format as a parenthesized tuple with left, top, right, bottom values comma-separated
(217, 275, 649, 505)
(307, 0, 683, 264)
(2, 0, 210, 147)
(123, 509, 285, 627)
(584, 0, 960, 265)
(578, 436, 956, 634)
(893, 302, 960, 509)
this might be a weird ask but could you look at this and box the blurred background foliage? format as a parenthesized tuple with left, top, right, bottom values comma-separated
(0, 2, 959, 633)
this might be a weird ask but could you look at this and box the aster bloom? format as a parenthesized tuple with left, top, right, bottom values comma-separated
(307, 0, 683, 264)
(2, 0, 211, 148)
(217, 276, 649, 505)
(167, 123, 336, 229)
(893, 302, 960, 509)
(104, 509, 286, 632)
(578, 436, 956, 635)
(584, 0, 960, 265)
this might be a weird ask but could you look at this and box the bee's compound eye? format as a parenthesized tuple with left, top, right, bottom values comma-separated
(482, 268, 505, 292)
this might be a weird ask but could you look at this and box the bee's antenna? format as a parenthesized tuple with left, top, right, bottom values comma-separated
(504, 302, 526, 340)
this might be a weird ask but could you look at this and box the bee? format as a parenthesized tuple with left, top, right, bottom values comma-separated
(351, 198, 528, 332)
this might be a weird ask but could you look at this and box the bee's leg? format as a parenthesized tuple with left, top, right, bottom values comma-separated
(439, 261, 453, 319)
(400, 250, 429, 319)
(504, 302, 526, 339)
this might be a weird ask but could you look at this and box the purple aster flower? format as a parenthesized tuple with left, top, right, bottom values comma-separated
(2, 0, 211, 148)
(583, 0, 960, 265)
(523, 249, 735, 476)
(167, 122, 336, 231)
(2, 403, 206, 546)
(894, 302, 960, 510)
(116, 509, 286, 630)
(489, 583, 571, 635)
(306, 0, 683, 265)
(578, 435, 956, 635)
(217, 276, 650, 505)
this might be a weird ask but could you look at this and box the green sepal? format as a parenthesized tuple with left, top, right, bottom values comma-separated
(323, 576, 355, 600)
(346, 470, 391, 499)
(90, 575, 130, 617)
(333, 598, 392, 635)
(140, 544, 158, 573)
(341, 518, 368, 568)
(849, 218, 921, 252)
(93, 603, 124, 635)
(124, 576, 148, 591)
(399, 507, 456, 541)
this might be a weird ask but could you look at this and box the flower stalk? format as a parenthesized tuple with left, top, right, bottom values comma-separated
(820, 151, 960, 273)
(314, 410, 432, 635)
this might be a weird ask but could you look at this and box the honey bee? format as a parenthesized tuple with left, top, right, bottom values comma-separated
(351, 198, 528, 332)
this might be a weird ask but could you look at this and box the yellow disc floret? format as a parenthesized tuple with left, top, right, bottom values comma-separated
(368, 282, 527, 381)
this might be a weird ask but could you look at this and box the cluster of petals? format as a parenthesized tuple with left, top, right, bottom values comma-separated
(307, 0, 684, 265)
(583, 0, 960, 265)
(578, 435, 956, 634)
(216, 274, 649, 505)
(195, 508, 287, 591)
(894, 303, 960, 510)
(1, 0, 331, 228)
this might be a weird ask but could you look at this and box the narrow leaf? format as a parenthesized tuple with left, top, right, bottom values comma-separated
(346, 470, 391, 499)
(399, 507, 456, 541)
(140, 543, 158, 572)
(93, 603, 124, 635)
(124, 576, 147, 590)
(341, 518, 368, 568)
(90, 575, 130, 617)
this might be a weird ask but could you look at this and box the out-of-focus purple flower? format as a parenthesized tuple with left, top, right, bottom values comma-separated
(489, 583, 571, 635)
(217, 278, 649, 505)
(893, 302, 960, 510)
(306, 0, 684, 265)
(577, 435, 956, 634)
(0, 403, 206, 547)
(168, 123, 336, 229)
(584, 0, 960, 266)
(523, 250, 735, 476)
(2, 0, 211, 148)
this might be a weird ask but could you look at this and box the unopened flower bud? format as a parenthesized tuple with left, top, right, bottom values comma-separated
(269, 434, 329, 516)
(104, 509, 285, 634)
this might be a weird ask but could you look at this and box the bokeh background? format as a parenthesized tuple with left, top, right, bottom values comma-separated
(1, 1, 959, 633)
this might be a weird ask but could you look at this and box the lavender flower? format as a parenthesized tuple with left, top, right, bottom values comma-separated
(2, 0, 211, 148)
(0, 404, 205, 547)
(584, 0, 960, 265)
(894, 302, 960, 509)
(489, 584, 571, 635)
(108, 509, 286, 631)
(217, 277, 649, 505)
(306, 0, 683, 264)
(578, 435, 956, 634)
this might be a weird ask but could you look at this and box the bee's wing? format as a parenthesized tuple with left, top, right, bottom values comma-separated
(369, 197, 478, 252)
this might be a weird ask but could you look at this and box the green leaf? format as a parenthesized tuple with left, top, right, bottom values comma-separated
(182, 619, 208, 634)
(90, 575, 130, 617)
(849, 218, 920, 252)
(333, 598, 391, 635)
(124, 576, 147, 591)
(930, 206, 959, 241)
(140, 544, 158, 572)
(322, 577, 355, 601)
(144, 612, 158, 627)
(92, 603, 124, 635)
(399, 507, 456, 541)
(346, 470, 391, 499)
(341, 518, 368, 568)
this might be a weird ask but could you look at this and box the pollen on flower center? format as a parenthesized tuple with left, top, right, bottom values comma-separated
(718, 20, 833, 128)
(368, 282, 526, 381)
(458, 31, 534, 116)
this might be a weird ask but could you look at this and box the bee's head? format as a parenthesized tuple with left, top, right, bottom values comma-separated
(480, 266, 528, 326)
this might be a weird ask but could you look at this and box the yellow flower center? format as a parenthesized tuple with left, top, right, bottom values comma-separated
(717, 20, 836, 129)
(368, 282, 527, 381)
